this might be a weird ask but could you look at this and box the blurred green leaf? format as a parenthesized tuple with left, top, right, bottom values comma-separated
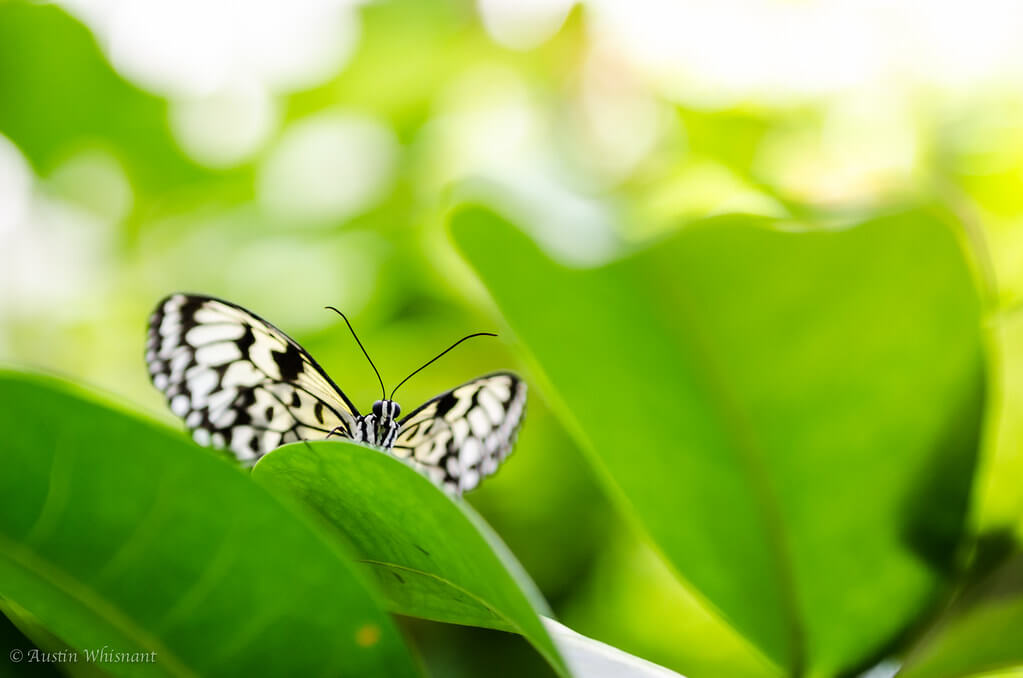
(451, 206, 985, 675)
(0, 371, 419, 678)
(560, 528, 781, 678)
(0, 602, 66, 678)
(974, 309, 1023, 533)
(1, 598, 111, 678)
(0, 4, 210, 199)
(899, 551, 1023, 678)
(251, 441, 569, 678)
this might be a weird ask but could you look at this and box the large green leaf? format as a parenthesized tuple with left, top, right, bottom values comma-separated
(251, 441, 569, 677)
(899, 551, 1023, 678)
(451, 206, 985, 675)
(0, 4, 206, 194)
(0, 371, 418, 678)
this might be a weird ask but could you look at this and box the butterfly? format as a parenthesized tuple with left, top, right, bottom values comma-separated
(145, 293, 526, 495)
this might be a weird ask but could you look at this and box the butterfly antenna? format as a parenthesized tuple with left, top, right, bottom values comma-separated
(390, 332, 497, 401)
(325, 306, 386, 400)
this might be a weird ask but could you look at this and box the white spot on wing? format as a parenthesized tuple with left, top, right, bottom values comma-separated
(195, 342, 243, 366)
(484, 433, 499, 454)
(460, 437, 483, 468)
(195, 306, 230, 324)
(247, 339, 283, 379)
(451, 418, 470, 446)
(460, 468, 480, 492)
(445, 386, 475, 420)
(488, 376, 511, 402)
(231, 426, 256, 456)
(262, 430, 282, 449)
(185, 323, 246, 346)
(157, 338, 178, 360)
(207, 387, 239, 415)
(223, 360, 264, 387)
(187, 369, 218, 406)
(211, 407, 236, 428)
(467, 407, 491, 438)
(478, 389, 504, 425)
(171, 394, 190, 416)
(233, 441, 259, 461)
(169, 349, 191, 379)
(417, 431, 451, 465)
(159, 313, 181, 337)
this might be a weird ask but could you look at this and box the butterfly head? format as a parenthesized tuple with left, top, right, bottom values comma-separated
(363, 399, 401, 448)
(372, 399, 401, 421)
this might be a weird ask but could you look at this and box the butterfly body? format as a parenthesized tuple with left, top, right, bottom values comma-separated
(146, 293, 526, 495)
(346, 399, 402, 448)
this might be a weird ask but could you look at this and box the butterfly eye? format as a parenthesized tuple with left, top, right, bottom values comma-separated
(372, 401, 384, 418)
(392, 403, 401, 417)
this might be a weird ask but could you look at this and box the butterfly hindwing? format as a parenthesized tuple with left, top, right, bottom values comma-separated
(392, 372, 526, 494)
(146, 293, 360, 462)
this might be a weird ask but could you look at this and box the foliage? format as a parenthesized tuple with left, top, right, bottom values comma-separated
(3, 0, 1023, 676)
(0, 371, 418, 677)
(3, 202, 1023, 676)
(251, 441, 566, 675)
(451, 205, 987, 676)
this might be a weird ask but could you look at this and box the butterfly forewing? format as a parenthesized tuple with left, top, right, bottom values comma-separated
(393, 373, 526, 494)
(146, 294, 359, 461)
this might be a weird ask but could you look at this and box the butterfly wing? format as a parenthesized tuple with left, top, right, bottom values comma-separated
(146, 293, 360, 462)
(393, 372, 526, 495)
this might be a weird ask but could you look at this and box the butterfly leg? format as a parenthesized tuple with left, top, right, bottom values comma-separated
(325, 426, 347, 440)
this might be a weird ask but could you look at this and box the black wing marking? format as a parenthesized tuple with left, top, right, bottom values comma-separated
(146, 293, 359, 462)
(393, 372, 526, 495)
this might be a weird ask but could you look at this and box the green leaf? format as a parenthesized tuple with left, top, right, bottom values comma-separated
(450, 206, 985, 675)
(250, 441, 569, 678)
(0, 601, 67, 678)
(0, 4, 208, 196)
(973, 308, 1023, 532)
(899, 551, 1023, 678)
(0, 371, 419, 678)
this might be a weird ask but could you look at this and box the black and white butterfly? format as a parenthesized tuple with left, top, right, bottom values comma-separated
(145, 293, 526, 495)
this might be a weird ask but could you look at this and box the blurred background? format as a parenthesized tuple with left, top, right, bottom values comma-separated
(3, 1, 1023, 676)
